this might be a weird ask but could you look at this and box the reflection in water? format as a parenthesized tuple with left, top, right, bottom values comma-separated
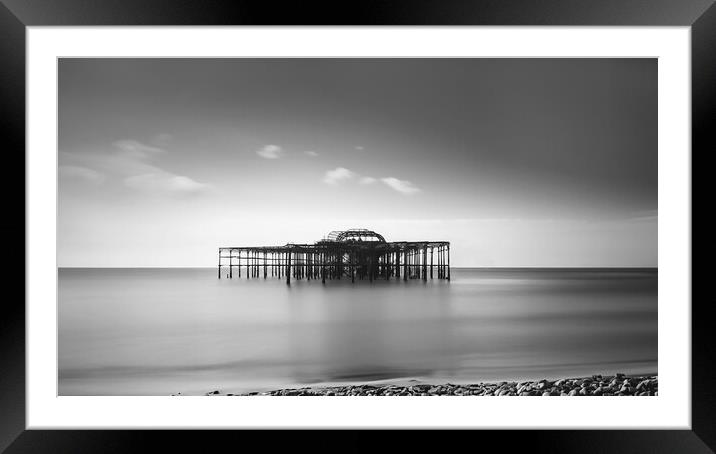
(286, 280, 455, 383)
(58, 268, 657, 395)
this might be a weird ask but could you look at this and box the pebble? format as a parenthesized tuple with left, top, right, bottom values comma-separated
(193, 374, 658, 397)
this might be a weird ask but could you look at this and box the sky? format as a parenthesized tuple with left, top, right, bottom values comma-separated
(58, 58, 657, 267)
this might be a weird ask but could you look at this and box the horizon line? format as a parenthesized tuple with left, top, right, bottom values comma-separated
(57, 266, 658, 270)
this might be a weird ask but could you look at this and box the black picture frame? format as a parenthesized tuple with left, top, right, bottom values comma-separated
(3, 0, 709, 452)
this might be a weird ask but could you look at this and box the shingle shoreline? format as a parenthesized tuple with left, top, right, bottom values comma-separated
(195, 373, 658, 397)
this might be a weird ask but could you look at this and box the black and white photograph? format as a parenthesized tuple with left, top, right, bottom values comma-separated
(56, 57, 658, 398)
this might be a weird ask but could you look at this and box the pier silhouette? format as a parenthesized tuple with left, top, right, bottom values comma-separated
(218, 229, 450, 284)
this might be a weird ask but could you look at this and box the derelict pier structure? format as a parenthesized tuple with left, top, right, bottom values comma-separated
(218, 229, 450, 284)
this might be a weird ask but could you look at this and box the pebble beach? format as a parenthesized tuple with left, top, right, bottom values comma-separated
(190, 373, 657, 397)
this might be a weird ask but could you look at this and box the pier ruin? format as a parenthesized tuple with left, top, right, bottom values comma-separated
(218, 229, 450, 284)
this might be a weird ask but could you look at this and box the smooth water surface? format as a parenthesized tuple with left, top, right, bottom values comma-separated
(58, 268, 657, 395)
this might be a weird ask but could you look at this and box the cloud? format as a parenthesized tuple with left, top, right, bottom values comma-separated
(59, 165, 106, 185)
(355, 146, 364, 151)
(124, 173, 211, 196)
(381, 177, 421, 195)
(256, 144, 283, 159)
(320, 168, 420, 194)
(112, 140, 165, 159)
(304, 150, 319, 157)
(60, 139, 213, 197)
(629, 209, 658, 222)
(323, 167, 355, 185)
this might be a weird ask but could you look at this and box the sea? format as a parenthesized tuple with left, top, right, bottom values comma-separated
(58, 268, 657, 395)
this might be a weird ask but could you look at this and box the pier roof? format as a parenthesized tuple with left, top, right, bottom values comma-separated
(325, 229, 386, 243)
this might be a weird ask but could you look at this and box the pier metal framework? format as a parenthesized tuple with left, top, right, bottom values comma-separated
(218, 229, 450, 284)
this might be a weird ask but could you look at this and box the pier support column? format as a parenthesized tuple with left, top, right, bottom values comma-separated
(430, 247, 434, 279)
(286, 250, 291, 285)
(403, 250, 408, 281)
(437, 246, 442, 279)
(447, 244, 451, 281)
(396, 250, 400, 279)
(423, 247, 428, 281)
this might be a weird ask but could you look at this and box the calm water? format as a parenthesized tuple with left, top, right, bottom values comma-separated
(58, 268, 657, 395)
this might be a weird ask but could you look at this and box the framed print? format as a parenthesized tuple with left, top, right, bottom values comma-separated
(5, 0, 710, 451)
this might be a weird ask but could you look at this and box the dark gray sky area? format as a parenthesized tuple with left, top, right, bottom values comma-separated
(58, 58, 656, 267)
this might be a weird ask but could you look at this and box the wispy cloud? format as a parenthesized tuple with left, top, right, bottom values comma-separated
(304, 150, 319, 157)
(59, 165, 106, 185)
(381, 177, 421, 195)
(112, 139, 165, 158)
(256, 144, 283, 159)
(60, 139, 213, 197)
(124, 173, 210, 195)
(323, 167, 355, 185)
(321, 168, 420, 194)
(629, 209, 658, 222)
(355, 146, 364, 151)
